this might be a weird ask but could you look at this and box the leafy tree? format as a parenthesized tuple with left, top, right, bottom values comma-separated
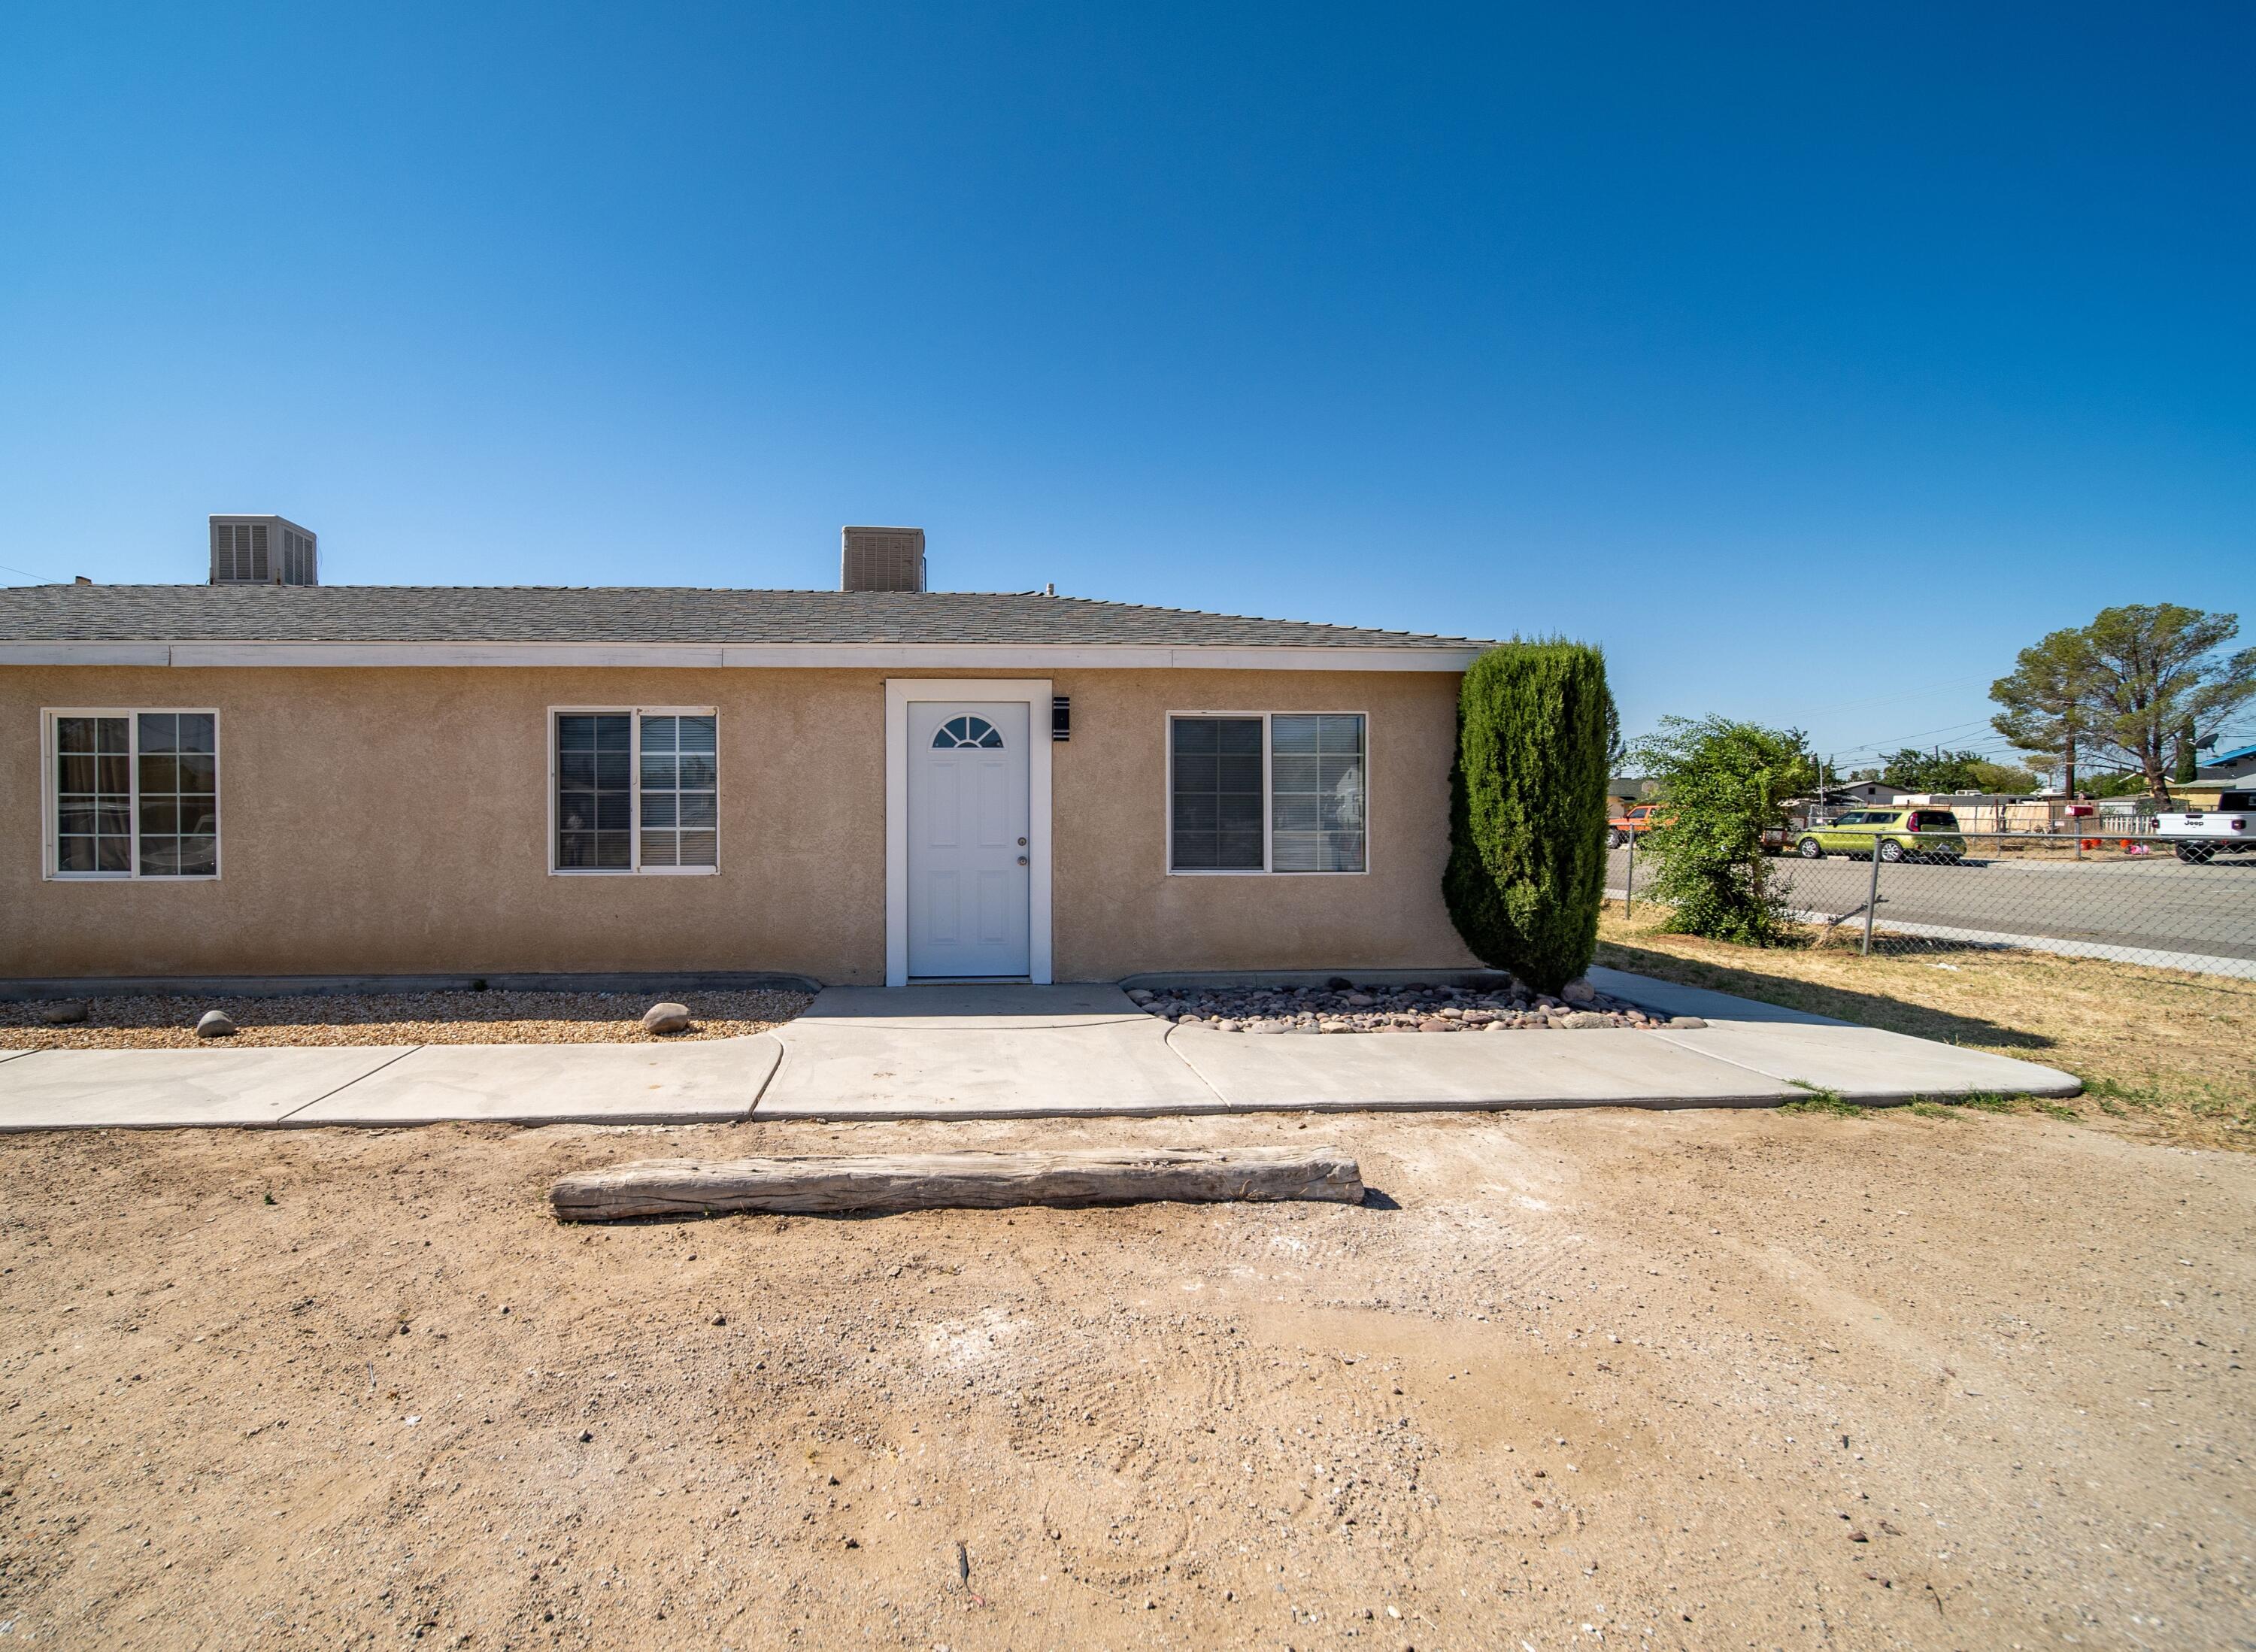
(1878, 747, 1988, 793)
(2081, 605, 2254, 798)
(1966, 759, 2041, 794)
(1991, 626, 2100, 794)
(1994, 606, 2255, 799)
(1442, 641, 1613, 994)
(1627, 717, 1817, 945)
(1875, 748, 2038, 794)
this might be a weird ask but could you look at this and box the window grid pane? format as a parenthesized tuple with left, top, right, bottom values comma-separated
(56, 716, 132, 874)
(556, 714, 634, 868)
(133, 712, 219, 876)
(636, 714, 717, 867)
(1270, 714, 1364, 873)
(1170, 717, 1265, 870)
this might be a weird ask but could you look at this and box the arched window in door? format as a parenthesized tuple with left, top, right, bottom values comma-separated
(931, 715, 1005, 749)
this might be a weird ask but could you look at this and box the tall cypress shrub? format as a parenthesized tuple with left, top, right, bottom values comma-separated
(1442, 641, 1613, 994)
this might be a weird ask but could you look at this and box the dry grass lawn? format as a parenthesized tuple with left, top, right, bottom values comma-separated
(1596, 904, 2255, 1148)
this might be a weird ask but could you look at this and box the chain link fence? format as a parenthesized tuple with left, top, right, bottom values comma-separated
(1611, 820, 2256, 981)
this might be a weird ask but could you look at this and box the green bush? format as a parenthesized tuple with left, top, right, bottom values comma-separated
(1628, 716, 1815, 944)
(1442, 641, 1613, 994)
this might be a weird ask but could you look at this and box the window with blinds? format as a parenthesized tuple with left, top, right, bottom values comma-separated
(1269, 714, 1366, 872)
(1169, 717, 1265, 871)
(637, 715, 717, 868)
(554, 710, 718, 874)
(1168, 712, 1366, 874)
(48, 711, 220, 878)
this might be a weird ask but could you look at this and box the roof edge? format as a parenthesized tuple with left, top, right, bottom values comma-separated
(0, 640, 1483, 671)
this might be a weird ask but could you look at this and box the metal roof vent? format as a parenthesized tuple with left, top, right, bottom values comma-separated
(211, 515, 318, 586)
(840, 526, 924, 593)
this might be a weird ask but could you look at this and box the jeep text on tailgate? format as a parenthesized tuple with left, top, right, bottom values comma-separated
(2155, 790, 2256, 864)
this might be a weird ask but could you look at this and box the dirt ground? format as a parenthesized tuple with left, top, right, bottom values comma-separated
(3, 1105, 2249, 1651)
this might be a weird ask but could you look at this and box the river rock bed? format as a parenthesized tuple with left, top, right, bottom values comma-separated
(1126, 979, 1700, 1033)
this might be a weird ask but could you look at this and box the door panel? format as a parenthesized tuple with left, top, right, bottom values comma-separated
(926, 762, 960, 847)
(926, 869, 961, 944)
(908, 702, 1030, 976)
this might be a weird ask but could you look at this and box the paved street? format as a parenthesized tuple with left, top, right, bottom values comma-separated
(1612, 844, 2256, 970)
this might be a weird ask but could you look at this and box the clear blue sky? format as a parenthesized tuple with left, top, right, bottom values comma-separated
(4, 3, 2250, 768)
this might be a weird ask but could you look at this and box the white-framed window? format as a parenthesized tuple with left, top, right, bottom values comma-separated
(1167, 711, 1366, 874)
(42, 709, 222, 880)
(550, 708, 718, 874)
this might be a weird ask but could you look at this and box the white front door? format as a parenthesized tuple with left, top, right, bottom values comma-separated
(907, 702, 1031, 978)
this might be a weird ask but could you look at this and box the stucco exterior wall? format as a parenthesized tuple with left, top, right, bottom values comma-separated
(1, 665, 1476, 982)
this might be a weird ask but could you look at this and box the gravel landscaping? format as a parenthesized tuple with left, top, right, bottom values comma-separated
(1126, 978, 1701, 1032)
(0, 987, 812, 1050)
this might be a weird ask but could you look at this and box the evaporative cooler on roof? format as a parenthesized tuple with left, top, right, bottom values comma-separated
(209, 515, 319, 586)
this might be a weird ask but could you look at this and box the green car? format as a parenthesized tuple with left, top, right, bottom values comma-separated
(1795, 808, 1967, 864)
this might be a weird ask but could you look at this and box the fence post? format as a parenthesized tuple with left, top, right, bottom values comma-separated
(1861, 829, 1882, 956)
(1624, 828, 1635, 918)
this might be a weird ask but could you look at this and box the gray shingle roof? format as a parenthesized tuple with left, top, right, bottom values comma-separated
(0, 584, 1488, 650)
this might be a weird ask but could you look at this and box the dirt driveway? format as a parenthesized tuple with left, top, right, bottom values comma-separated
(2, 1107, 2248, 1650)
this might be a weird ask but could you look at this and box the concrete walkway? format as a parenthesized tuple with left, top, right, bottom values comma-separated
(0, 967, 2080, 1132)
(0, 1038, 781, 1132)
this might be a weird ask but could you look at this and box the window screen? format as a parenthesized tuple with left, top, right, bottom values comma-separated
(135, 713, 219, 874)
(1170, 717, 1264, 871)
(556, 714, 632, 868)
(638, 714, 717, 868)
(1270, 714, 1366, 872)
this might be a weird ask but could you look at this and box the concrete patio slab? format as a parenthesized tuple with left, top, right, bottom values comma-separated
(0, 1047, 38, 1066)
(1645, 1020, 2082, 1102)
(759, 987, 1218, 1118)
(285, 1035, 782, 1126)
(796, 982, 1149, 1029)
(1167, 1024, 1801, 1111)
(1587, 965, 1843, 1026)
(0, 970, 2084, 1129)
(0, 1044, 417, 1131)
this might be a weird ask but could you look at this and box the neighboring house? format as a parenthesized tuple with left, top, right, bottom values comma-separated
(2, 532, 1493, 987)
(1606, 775, 1659, 814)
(1820, 781, 1913, 808)
(2198, 742, 2256, 784)
(1892, 792, 2061, 833)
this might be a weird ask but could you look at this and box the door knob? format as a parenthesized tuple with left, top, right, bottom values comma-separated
(1017, 855, 1029, 866)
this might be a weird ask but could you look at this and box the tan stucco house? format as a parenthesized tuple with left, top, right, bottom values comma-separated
(2, 544, 1490, 987)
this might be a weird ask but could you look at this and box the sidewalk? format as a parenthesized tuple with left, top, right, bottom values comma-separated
(0, 968, 2079, 1132)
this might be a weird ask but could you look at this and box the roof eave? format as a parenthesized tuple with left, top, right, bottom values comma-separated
(0, 639, 1483, 671)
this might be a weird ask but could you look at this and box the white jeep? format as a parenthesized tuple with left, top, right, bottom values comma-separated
(2154, 790, 2256, 863)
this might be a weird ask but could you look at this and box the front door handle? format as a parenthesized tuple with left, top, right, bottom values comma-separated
(1017, 855, 1029, 866)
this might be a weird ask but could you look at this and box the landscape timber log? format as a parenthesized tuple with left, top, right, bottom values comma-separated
(550, 1145, 1365, 1222)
